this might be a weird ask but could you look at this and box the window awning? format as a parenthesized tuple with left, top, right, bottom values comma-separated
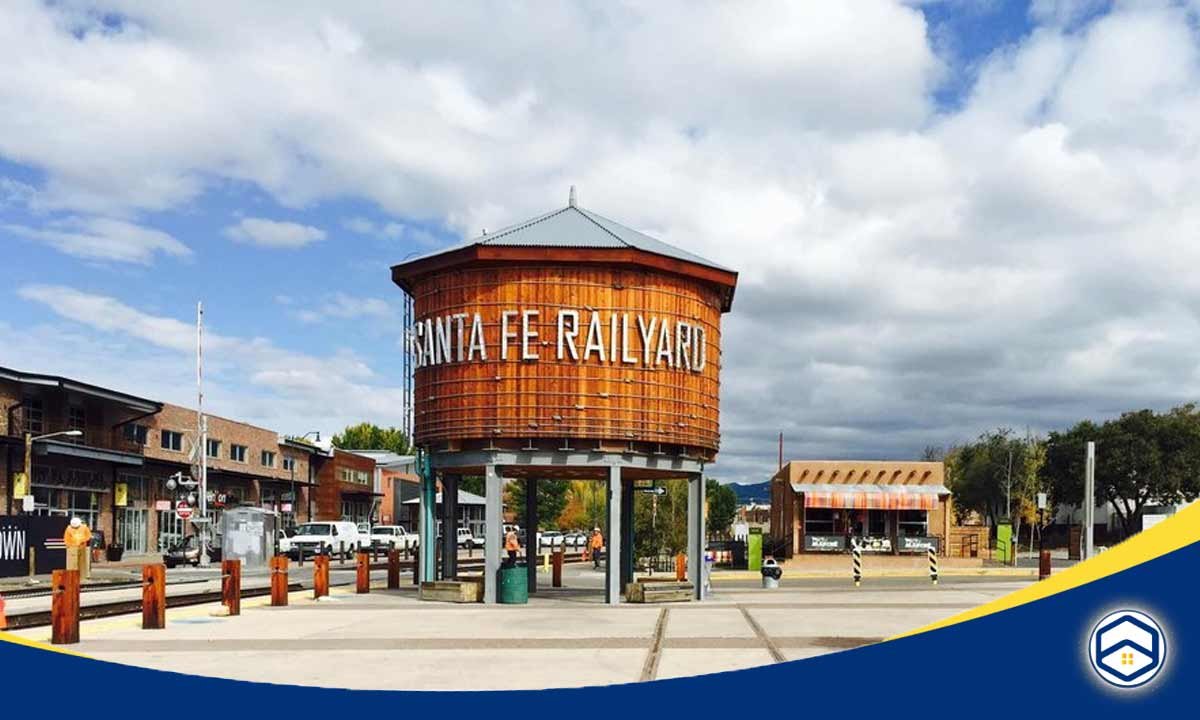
(792, 483, 949, 510)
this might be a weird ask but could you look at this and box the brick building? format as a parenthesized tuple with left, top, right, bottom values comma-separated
(770, 460, 952, 557)
(312, 448, 379, 524)
(2, 366, 329, 560)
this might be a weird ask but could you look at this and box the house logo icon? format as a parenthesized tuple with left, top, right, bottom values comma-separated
(1088, 610, 1166, 688)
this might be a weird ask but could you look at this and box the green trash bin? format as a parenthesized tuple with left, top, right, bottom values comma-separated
(498, 565, 529, 604)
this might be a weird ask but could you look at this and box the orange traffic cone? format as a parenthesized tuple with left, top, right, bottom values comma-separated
(0, 594, 7, 630)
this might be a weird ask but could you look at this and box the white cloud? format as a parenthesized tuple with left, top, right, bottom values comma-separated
(13, 285, 407, 436)
(224, 217, 326, 248)
(295, 292, 394, 324)
(3, 2, 1200, 481)
(5, 216, 191, 264)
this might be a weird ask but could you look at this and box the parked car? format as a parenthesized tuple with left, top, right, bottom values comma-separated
(288, 521, 363, 559)
(162, 534, 223, 568)
(369, 525, 418, 550)
(276, 528, 293, 555)
(457, 527, 483, 548)
(537, 530, 565, 549)
(564, 531, 588, 549)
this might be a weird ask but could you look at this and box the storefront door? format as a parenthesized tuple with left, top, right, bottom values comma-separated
(157, 510, 185, 551)
(119, 508, 148, 554)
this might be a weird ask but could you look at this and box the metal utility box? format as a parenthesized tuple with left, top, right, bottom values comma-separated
(220, 506, 277, 569)
(747, 527, 763, 572)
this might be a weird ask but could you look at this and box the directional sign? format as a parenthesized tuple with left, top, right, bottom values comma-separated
(637, 486, 666, 495)
(1037, 492, 1047, 510)
(175, 501, 193, 521)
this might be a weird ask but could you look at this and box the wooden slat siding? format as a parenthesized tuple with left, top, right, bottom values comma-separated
(412, 264, 725, 453)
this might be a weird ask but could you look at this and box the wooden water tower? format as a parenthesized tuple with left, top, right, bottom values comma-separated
(391, 190, 737, 603)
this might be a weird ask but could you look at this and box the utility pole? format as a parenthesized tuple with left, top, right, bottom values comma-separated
(197, 301, 210, 568)
(1083, 441, 1095, 560)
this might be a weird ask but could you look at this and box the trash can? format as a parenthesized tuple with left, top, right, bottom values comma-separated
(497, 565, 529, 604)
(761, 558, 782, 589)
(106, 544, 124, 562)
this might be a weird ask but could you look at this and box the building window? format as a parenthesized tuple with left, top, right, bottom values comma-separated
(206, 438, 222, 458)
(23, 397, 44, 434)
(122, 423, 148, 445)
(161, 430, 183, 452)
(261, 450, 276, 468)
(282, 456, 296, 472)
(897, 509, 929, 537)
(67, 405, 86, 444)
(230, 444, 247, 463)
(340, 467, 354, 483)
(355, 470, 369, 485)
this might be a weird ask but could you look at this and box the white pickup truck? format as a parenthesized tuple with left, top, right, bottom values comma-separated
(288, 521, 364, 559)
(367, 525, 418, 550)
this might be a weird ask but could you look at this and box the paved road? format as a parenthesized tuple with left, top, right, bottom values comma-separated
(4, 562, 1032, 689)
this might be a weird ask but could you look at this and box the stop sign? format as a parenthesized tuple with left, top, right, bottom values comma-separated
(175, 501, 193, 521)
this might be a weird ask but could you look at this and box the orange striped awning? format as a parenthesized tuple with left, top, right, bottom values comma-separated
(795, 483, 947, 510)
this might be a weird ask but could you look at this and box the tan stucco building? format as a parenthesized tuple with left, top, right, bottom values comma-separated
(770, 460, 951, 557)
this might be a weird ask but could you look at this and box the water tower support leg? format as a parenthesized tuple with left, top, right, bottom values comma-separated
(484, 464, 502, 604)
(606, 466, 622, 605)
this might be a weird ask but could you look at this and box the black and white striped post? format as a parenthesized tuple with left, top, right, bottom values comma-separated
(852, 540, 862, 587)
(928, 545, 938, 585)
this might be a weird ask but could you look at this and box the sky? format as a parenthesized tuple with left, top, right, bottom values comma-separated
(4, 0, 1200, 485)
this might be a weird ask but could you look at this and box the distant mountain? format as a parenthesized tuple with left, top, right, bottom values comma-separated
(730, 481, 771, 505)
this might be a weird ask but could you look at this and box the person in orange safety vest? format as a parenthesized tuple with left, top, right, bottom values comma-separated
(590, 527, 604, 569)
(504, 528, 520, 567)
(63, 516, 93, 579)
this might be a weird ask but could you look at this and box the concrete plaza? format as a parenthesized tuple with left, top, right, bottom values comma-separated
(5, 563, 1031, 690)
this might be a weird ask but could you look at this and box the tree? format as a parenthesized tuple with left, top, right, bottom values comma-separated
(557, 480, 606, 530)
(947, 428, 1044, 530)
(331, 423, 411, 455)
(1042, 406, 1200, 537)
(705, 478, 737, 537)
(507, 478, 571, 530)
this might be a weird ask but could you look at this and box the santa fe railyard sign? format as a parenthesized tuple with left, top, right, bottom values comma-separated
(412, 309, 709, 372)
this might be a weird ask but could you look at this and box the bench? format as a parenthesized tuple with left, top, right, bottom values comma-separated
(420, 578, 483, 603)
(625, 580, 695, 603)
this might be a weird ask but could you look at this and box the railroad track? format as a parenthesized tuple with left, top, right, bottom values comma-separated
(2, 582, 306, 631)
(1, 577, 210, 601)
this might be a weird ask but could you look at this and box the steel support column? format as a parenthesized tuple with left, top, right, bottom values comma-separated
(620, 476, 634, 591)
(419, 469, 437, 583)
(525, 478, 538, 594)
(441, 474, 459, 579)
(606, 465, 622, 604)
(687, 473, 706, 600)
(484, 464, 502, 604)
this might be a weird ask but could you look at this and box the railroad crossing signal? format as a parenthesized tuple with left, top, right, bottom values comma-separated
(175, 501, 193, 521)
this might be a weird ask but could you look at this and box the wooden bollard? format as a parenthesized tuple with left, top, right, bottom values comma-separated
(142, 564, 166, 629)
(552, 550, 564, 588)
(387, 548, 401, 589)
(314, 554, 330, 598)
(1039, 550, 1052, 580)
(675, 552, 686, 581)
(270, 555, 289, 606)
(222, 558, 241, 616)
(356, 550, 370, 594)
(411, 549, 419, 586)
(51, 569, 80, 645)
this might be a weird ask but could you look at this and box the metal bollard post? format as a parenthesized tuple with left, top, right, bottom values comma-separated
(1039, 550, 1052, 580)
(552, 550, 564, 588)
(27, 546, 36, 581)
(221, 559, 241, 615)
(852, 541, 862, 587)
(412, 547, 420, 586)
(356, 550, 371, 594)
(142, 564, 166, 629)
(388, 548, 401, 589)
(270, 555, 289, 606)
(313, 554, 330, 599)
(928, 546, 938, 585)
(51, 569, 80, 644)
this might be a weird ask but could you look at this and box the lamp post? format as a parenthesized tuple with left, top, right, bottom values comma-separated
(22, 429, 83, 511)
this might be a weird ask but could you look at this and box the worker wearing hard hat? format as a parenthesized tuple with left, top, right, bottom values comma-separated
(504, 528, 520, 567)
(590, 527, 604, 569)
(63, 517, 93, 579)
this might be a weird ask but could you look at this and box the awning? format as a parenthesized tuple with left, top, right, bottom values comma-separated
(793, 483, 949, 510)
(35, 439, 144, 467)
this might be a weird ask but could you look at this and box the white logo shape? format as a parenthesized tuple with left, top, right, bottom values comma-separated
(1088, 609, 1166, 688)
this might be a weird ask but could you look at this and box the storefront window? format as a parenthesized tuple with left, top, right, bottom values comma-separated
(158, 510, 185, 551)
(897, 509, 928, 537)
(803, 508, 835, 533)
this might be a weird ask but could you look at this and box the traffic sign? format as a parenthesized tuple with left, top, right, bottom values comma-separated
(175, 501, 193, 521)
(637, 486, 666, 495)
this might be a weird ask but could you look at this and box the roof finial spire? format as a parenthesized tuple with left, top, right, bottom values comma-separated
(568, 185, 577, 208)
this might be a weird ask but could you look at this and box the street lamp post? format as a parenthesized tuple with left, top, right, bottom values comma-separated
(22, 429, 83, 511)
(294, 432, 320, 525)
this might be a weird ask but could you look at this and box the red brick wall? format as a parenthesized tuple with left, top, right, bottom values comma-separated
(313, 450, 377, 521)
